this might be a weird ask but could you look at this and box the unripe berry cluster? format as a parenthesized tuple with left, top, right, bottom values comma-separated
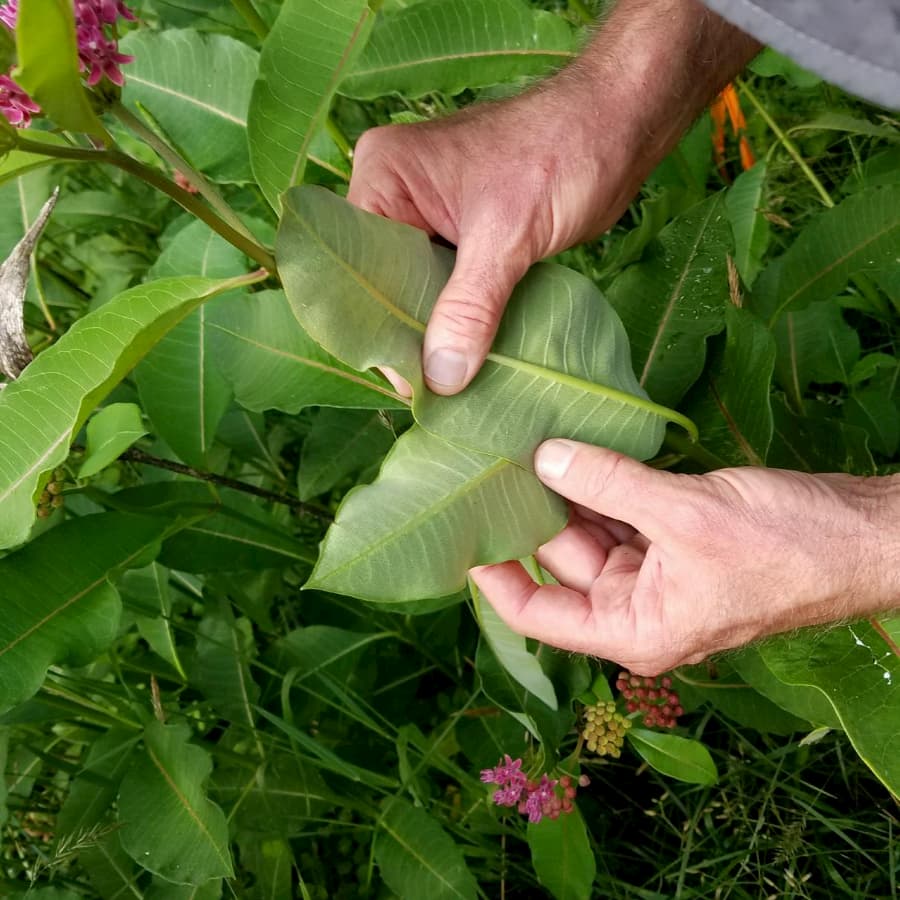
(616, 671, 683, 729)
(36, 468, 66, 518)
(582, 700, 631, 757)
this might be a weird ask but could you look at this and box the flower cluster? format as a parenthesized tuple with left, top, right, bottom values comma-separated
(480, 755, 589, 824)
(0, 72, 38, 127)
(582, 699, 631, 757)
(0, 0, 135, 128)
(72, 0, 135, 87)
(616, 671, 683, 729)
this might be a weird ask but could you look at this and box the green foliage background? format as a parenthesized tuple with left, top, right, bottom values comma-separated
(0, 0, 898, 897)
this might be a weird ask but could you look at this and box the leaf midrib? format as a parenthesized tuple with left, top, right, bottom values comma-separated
(314, 451, 510, 584)
(290, 199, 689, 435)
(349, 47, 574, 80)
(147, 744, 231, 870)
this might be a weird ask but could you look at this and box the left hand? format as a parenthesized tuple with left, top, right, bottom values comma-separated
(471, 439, 900, 675)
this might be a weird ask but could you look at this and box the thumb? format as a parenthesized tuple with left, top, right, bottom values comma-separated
(534, 440, 685, 538)
(423, 231, 530, 395)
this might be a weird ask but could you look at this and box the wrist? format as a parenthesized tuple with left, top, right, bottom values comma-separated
(545, 0, 762, 184)
(848, 473, 900, 617)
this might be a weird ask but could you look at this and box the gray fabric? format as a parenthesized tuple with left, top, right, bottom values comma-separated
(701, 0, 900, 109)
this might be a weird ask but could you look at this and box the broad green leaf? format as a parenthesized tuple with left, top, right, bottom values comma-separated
(81, 833, 142, 900)
(767, 396, 876, 476)
(748, 48, 822, 87)
(849, 352, 898, 386)
(475, 635, 570, 747)
(14, 0, 108, 138)
(0, 132, 69, 185)
(0, 271, 263, 549)
(597, 187, 693, 279)
(844, 383, 899, 456)
(752, 184, 900, 325)
(527, 806, 596, 900)
(608, 193, 732, 407)
(193, 602, 260, 729)
(120, 563, 187, 679)
(136, 221, 248, 467)
(682, 305, 775, 467)
(214, 755, 337, 835)
(473, 579, 558, 710)
(756, 622, 900, 794)
(119, 721, 233, 882)
(729, 647, 841, 728)
(298, 408, 398, 500)
(0, 729, 7, 826)
(248, 0, 373, 210)
(238, 837, 294, 900)
(307, 426, 566, 601)
(120, 29, 259, 183)
(106, 482, 313, 572)
(673, 663, 809, 735)
(145, 878, 222, 900)
(0, 514, 173, 714)
(773, 299, 859, 409)
(278, 186, 682, 468)
(78, 403, 148, 478)
(789, 112, 900, 141)
(209, 289, 405, 413)
(626, 728, 717, 785)
(341, 0, 575, 100)
(726, 161, 770, 288)
(374, 798, 477, 900)
(2, 277, 244, 529)
(455, 709, 528, 771)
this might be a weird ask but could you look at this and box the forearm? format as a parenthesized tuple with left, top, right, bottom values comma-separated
(537, 0, 762, 203)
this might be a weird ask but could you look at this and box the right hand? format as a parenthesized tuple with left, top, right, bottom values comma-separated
(348, 92, 646, 395)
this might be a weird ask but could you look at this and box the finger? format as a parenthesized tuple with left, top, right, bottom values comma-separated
(534, 440, 687, 539)
(470, 562, 598, 654)
(377, 366, 413, 399)
(422, 231, 530, 395)
(572, 506, 638, 545)
(535, 521, 614, 594)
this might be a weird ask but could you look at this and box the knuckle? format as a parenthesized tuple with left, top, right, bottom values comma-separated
(581, 452, 626, 504)
(432, 296, 503, 344)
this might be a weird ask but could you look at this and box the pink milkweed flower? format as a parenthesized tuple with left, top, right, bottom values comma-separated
(0, 0, 16, 30)
(0, 72, 40, 127)
(76, 22, 134, 87)
(0, 0, 135, 88)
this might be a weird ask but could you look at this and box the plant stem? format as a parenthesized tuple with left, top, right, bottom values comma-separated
(98, 445, 332, 521)
(13, 134, 277, 272)
(230, 0, 269, 41)
(737, 78, 834, 209)
(111, 103, 258, 244)
(326, 114, 353, 162)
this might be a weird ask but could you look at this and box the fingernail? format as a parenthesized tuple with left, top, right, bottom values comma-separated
(535, 440, 576, 480)
(425, 348, 467, 388)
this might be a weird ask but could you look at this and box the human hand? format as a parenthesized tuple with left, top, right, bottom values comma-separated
(471, 440, 900, 675)
(349, 93, 642, 395)
(348, 0, 761, 397)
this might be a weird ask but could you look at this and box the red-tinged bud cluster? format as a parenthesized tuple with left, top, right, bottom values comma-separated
(480, 755, 590, 824)
(616, 671, 683, 729)
(36, 468, 67, 518)
(582, 699, 631, 757)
